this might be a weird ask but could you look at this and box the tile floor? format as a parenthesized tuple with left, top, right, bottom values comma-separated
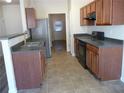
(18, 50, 124, 93)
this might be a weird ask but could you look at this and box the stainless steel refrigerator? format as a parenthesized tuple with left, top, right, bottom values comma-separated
(31, 19, 51, 58)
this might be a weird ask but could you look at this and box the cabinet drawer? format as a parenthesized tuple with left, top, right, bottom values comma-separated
(86, 44, 99, 53)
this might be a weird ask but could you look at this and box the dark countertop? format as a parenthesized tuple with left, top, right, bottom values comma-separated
(12, 39, 45, 52)
(0, 33, 27, 40)
(74, 34, 123, 48)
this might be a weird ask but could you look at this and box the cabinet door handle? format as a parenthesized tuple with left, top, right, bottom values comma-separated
(44, 42, 46, 47)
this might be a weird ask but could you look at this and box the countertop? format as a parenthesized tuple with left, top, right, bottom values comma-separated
(74, 34, 123, 48)
(12, 39, 46, 57)
(0, 33, 27, 40)
(12, 39, 45, 52)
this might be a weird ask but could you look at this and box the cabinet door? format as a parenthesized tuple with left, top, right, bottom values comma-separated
(112, 0, 124, 25)
(87, 5, 91, 14)
(96, 0, 103, 25)
(83, 7, 87, 25)
(80, 8, 84, 26)
(91, 52, 99, 76)
(40, 52, 46, 80)
(102, 0, 112, 25)
(86, 44, 99, 76)
(86, 49, 92, 69)
(91, 2, 96, 13)
(12, 51, 42, 89)
(25, 8, 36, 29)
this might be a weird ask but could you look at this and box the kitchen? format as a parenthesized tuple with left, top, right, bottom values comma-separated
(0, 0, 124, 93)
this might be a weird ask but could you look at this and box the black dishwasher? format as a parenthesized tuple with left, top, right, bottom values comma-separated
(78, 40, 87, 69)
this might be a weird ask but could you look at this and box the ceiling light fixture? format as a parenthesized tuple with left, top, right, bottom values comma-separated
(6, 0, 12, 3)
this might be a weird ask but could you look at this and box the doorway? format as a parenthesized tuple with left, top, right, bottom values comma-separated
(49, 14, 66, 52)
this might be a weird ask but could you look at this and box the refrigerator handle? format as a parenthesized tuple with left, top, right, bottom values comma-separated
(44, 42, 46, 47)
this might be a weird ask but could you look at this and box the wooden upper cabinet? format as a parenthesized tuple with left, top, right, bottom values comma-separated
(112, 0, 124, 25)
(96, 0, 124, 25)
(80, 7, 87, 26)
(91, 2, 96, 13)
(86, 5, 91, 14)
(96, 0, 103, 25)
(80, 8, 84, 26)
(80, 1, 96, 26)
(83, 7, 87, 25)
(81, 0, 124, 25)
(102, 0, 112, 25)
(25, 8, 36, 29)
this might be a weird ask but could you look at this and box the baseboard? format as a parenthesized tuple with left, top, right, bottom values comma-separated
(121, 77, 124, 83)
(8, 89, 17, 93)
(72, 53, 75, 57)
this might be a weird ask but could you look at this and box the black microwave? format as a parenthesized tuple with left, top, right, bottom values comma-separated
(92, 31, 105, 40)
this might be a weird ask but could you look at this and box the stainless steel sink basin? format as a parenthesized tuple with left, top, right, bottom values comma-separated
(22, 42, 41, 48)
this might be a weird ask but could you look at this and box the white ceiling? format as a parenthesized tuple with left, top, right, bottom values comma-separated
(0, 0, 19, 5)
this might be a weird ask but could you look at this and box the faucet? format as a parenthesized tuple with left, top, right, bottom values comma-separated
(24, 32, 28, 45)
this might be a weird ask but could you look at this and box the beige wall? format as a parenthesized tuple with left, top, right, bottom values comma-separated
(0, 4, 4, 55)
(24, 0, 31, 7)
(2, 4, 23, 35)
(20, 0, 31, 32)
(69, 0, 94, 56)
(0, 4, 6, 36)
(32, 0, 68, 19)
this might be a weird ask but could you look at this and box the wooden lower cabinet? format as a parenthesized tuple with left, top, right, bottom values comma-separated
(86, 44, 99, 77)
(12, 50, 46, 90)
(86, 44, 122, 80)
(91, 52, 99, 77)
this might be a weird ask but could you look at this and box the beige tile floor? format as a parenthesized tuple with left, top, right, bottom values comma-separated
(18, 50, 124, 93)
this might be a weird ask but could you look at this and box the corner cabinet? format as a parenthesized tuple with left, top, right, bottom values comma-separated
(12, 50, 46, 89)
(25, 8, 36, 29)
(96, 0, 124, 25)
(80, 1, 96, 26)
(86, 44, 123, 80)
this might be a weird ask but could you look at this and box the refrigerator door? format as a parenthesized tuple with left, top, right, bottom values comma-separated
(32, 19, 51, 58)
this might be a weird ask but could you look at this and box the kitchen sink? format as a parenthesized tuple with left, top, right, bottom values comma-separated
(22, 42, 41, 48)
